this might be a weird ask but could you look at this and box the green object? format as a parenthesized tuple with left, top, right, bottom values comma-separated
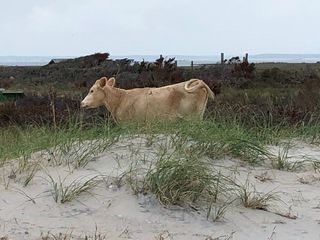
(0, 89, 24, 101)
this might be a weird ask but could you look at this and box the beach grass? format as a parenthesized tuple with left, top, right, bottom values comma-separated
(1, 117, 320, 166)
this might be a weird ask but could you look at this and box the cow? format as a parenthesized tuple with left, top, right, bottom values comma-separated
(80, 77, 215, 123)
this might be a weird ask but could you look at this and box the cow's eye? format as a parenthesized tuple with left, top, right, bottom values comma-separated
(90, 90, 94, 93)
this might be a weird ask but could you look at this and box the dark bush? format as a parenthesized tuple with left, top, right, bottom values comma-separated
(207, 83, 320, 127)
(0, 94, 110, 127)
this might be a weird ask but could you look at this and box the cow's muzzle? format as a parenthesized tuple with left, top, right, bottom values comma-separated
(80, 101, 88, 108)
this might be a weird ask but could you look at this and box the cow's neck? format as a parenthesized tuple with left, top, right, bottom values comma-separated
(103, 87, 124, 118)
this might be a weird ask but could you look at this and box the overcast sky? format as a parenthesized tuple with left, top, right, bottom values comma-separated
(1, 0, 319, 56)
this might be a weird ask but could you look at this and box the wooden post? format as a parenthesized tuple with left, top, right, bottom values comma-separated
(245, 53, 248, 62)
(174, 60, 177, 68)
(221, 53, 224, 64)
(49, 87, 57, 128)
(191, 61, 194, 69)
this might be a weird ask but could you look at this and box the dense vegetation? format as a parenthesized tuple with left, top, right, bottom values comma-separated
(1, 54, 320, 161)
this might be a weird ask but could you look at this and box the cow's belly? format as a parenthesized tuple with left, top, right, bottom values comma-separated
(117, 89, 207, 122)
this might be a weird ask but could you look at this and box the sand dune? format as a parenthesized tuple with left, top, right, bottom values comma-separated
(1, 136, 320, 239)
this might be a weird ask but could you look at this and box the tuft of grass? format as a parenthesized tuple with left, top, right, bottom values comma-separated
(145, 152, 233, 208)
(225, 139, 272, 164)
(207, 201, 231, 222)
(270, 143, 308, 171)
(147, 157, 213, 205)
(40, 228, 107, 240)
(271, 143, 291, 170)
(313, 160, 320, 173)
(236, 179, 278, 210)
(47, 174, 101, 204)
(47, 136, 118, 169)
(22, 161, 41, 187)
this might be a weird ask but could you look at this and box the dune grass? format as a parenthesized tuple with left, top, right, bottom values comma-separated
(47, 174, 101, 204)
(116, 131, 280, 219)
(0, 119, 118, 165)
(146, 155, 226, 205)
(235, 179, 279, 210)
(1, 117, 319, 221)
(1, 117, 320, 166)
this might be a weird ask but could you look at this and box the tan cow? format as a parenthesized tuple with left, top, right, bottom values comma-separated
(80, 77, 215, 123)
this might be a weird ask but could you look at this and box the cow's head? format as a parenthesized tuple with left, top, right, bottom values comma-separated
(80, 77, 115, 108)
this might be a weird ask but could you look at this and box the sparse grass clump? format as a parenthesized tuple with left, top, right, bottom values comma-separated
(271, 143, 291, 170)
(235, 180, 278, 210)
(41, 228, 107, 240)
(46, 136, 118, 168)
(47, 174, 101, 204)
(22, 161, 41, 187)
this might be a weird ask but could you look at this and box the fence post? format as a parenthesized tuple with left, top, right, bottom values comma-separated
(245, 53, 248, 62)
(221, 53, 224, 64)
(191, 61, 194, 69)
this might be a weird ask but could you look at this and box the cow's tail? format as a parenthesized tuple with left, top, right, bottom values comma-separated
(184, 79, 215, 100)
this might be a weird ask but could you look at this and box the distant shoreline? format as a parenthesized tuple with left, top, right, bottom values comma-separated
(1, 54, 320, 67)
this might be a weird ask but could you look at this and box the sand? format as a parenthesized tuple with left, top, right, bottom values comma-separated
(1, 136, 320, 240)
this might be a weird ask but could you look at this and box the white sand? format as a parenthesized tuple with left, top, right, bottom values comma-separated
(1, 136, 320, 240)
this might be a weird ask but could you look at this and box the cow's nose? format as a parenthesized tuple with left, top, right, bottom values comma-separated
(80, 101, 86, 108)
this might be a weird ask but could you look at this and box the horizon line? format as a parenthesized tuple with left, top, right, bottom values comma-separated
(1, 53, 320, 58)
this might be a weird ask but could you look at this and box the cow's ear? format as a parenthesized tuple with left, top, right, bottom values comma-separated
(98, 77, 107, 88)
(107, 77, 116, 87)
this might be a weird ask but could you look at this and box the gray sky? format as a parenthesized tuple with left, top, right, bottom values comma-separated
(1, 0, 319, 56)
